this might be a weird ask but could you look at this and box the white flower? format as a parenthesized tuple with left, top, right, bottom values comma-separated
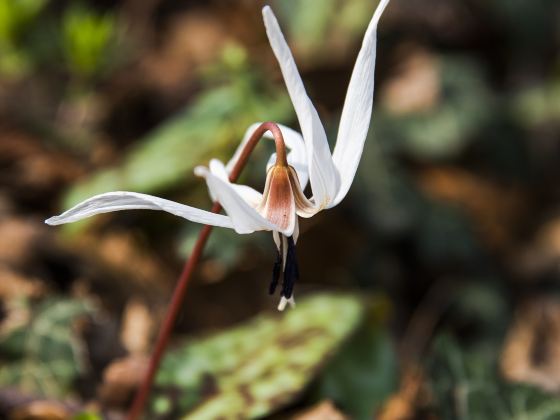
(46, 1, 390, 310)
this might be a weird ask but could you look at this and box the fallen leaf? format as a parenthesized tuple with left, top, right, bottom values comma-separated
(380, 46, 440, 115)
(293, 400, 348, 420)
(98, 355, 149, 407)
(120, 299, 154, 355)
(501, 298, 560, 392)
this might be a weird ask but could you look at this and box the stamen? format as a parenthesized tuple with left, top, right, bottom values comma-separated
(269, 235, 299, 309)
(269, 249, 282, 295)
(281, 236, 299, 299)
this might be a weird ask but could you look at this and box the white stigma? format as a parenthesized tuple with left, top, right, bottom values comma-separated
(277, 295, 296, 311)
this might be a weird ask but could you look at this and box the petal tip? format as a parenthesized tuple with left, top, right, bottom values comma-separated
(262, 4, 277, 26)
(44, 217, 59, 226)
(194, 166, 206, 177)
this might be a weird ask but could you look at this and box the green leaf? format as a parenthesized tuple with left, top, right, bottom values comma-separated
(0, 298, 92, 397)
(429, 335, 560, 420)
(151, 293, 365, 419)
(512, 80, 560, 128)
(61, 5, 116, 78)
(386, 58, 494, 160)
(0, 0, 48, 47)
(312, 297, 397, 420)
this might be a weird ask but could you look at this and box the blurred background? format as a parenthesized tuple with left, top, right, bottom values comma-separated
(0, 0, 559, 418)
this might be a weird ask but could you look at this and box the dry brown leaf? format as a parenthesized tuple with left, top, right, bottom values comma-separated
(292, 401, 349, 420)
(120, 299, 153, 355)
(0, 264, 44, 300)
(10, 400, 70, 420)
(98, 355, 149, 407)
(380, 46, 440, 115)
(0, 265, 45, 336)
(0, 130, 83, 192)
(513, 217, 560, 278)
(77, 231, 172, 298)
(417, 166, 527, 250)
(501, 298, 560, 392)
(377, 367, 426, 420)
(0, 218, 41, 264)
(141, 11, 231, 91)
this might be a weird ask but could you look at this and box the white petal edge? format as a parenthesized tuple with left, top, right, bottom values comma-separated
(226, 122, 309, 189)
(330, 0, 391, 207)
(262, 7, 340, 209)
(195, 163, 294, 236)
(208, 159, 263, 208)
(45, 191, 234, 229)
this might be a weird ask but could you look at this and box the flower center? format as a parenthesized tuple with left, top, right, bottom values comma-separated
(258, 165, 295, 231)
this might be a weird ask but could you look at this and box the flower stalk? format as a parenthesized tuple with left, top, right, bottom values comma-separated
(127, 122, 287, 420)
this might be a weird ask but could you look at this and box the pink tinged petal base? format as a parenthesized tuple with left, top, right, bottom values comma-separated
(44, 191, 233, 229)
(195, 162, 296, 237)
(258, 165, 297, 234)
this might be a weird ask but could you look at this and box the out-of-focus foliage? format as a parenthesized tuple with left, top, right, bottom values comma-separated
(62, 45, 291, 228)
(378, 58, 493, 160)
(1, 0, 559, 418)
(61, 5, 115, 79)
(152, 294, 365, 419)
(0, 298, 92, 397)
(0, 0, 48, 75)
(72, 413, 103, 420)
(312, 297, 397, 419)
(513, 80, 560, 128)
(272, 0, 379, 61)
(429, 336, 560, 420)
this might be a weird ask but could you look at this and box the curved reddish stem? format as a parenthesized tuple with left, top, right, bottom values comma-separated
(127, 122, 286, 420)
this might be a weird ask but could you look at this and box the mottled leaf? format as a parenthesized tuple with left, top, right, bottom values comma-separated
(0, 298, 92, 398)
(151, 294, 364, 419)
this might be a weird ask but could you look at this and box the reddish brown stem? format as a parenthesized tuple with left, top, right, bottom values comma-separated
(127, 122, 286, 420)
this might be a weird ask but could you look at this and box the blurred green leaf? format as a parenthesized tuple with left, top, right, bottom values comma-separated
(151, 293, 365, 419)
(72, 412, 103, 420)
(61, 5, 115, 79)
(272, 0, 378, 61)
(0, 298, 92, 397)
(312, 297, 397, 420)
(380, 58, 494, 160)
(429, 335, 560, 420)
(0, 0, 48, 76)
(0, 0, 47, 46)
(512, 80, 560, 128)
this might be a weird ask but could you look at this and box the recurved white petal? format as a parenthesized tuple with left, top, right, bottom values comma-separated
(330, 0, 390, 207)
(195, 165, 292, 236)
(226, 122, 309, 189)
(262, 7, 340, 209)
(45, 191, 234, 228)
(208, 159, 263, 208)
